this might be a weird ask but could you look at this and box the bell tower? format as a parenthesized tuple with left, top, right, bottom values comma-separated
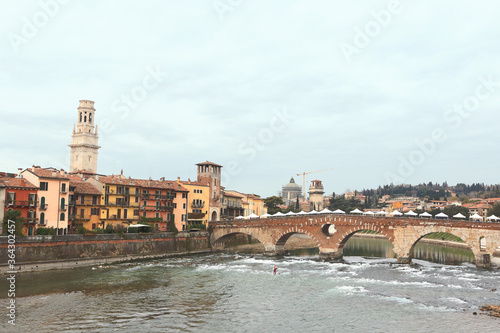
(196, 161, 222, 221)
(68, 100, 101, 173)
(309, 179, 325, 211)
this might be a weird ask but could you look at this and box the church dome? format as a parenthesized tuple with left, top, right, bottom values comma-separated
(283, 177, 301, 191)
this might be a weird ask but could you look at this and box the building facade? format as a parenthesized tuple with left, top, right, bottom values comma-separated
(69, 100, 101, 173)
(21, 167, 70, 235)
(177, 179, 210, 229)
(221, 190, 245, 219)
(68, 178, 102, 232)
(0, 176, 39, 235)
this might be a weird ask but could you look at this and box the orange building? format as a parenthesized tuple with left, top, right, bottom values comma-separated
(0, 176, 39, 235)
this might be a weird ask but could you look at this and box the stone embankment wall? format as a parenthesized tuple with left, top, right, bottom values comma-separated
(0, 232, 210, 264)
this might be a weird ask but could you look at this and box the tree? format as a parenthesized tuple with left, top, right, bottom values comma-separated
(264, 196, 285, 215)
(443, 205, 470, 219)
(3, 210, 25, 236)
(489, 203, 500, 218)
(295, 197, 300, 210)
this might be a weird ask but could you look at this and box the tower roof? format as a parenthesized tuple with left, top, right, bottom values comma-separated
(196, 161, 222, 167)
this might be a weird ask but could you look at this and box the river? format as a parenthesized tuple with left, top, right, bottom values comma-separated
(1, 238, 499, 332)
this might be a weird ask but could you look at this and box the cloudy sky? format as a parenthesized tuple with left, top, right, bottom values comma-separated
(1, 0, 500, 198)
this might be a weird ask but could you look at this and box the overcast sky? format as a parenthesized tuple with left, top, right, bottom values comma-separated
(1, 0, 500, 198)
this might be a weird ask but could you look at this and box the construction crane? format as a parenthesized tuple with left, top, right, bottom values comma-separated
(297, 168, 334, 199)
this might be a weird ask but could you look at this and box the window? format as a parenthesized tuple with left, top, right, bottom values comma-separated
(156, 201, 161, 208)
(143, 211, 146, 217)
(183, 203, 186, 209)
(92, 196, 97, 205)
(117, 209, 121, 219)
(155, 212, 159, 218)
(143, 201, 147, 206)
(61, 198, 65, 209)
(40, 212, 45, 224)
(89, 113, 92, 123)
(124, 209, 128, 219)
(61, 183, 67, 192)
(80, 209, 84, 218)
(29, 193, 36, 206)
(135, 196, 139, 203)
(40, 196, 46, 208)
(40, 182, 48, 191)
(182, 193, 187, 199)
(134, 209, 139, 216)
(28, 209, 35, 219)
(81, 196, 85, 204)
(7, 193, 15, 205)
(60, 213, 65, 221)
(182, 214, 186, 222)
(80, 112, 82, 122)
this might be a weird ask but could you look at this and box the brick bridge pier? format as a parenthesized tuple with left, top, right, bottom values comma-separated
(209, 215, 500, 267)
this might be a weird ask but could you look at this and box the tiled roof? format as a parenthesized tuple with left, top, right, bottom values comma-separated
(97, 175, 189, 192)
(196, 161, 223, 167)
(70, 181, 102, 195)
(0, 177, 38, 189)
(179, 180, 209, 187)
(223, 190, 245, 198)
(25, 167, 70, 180)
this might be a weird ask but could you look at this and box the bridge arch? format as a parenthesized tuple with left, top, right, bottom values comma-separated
(404, 231, 477, 265)
(274, 228, 322, 254)
(337, 227, 395, 249)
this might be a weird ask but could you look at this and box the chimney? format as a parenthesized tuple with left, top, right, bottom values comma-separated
(17, 168, 22, 177)
(177, 177, 180, 182)
(52, 171, 56, 177)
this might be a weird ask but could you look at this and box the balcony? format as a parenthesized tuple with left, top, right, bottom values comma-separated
(60, 205, 67, 211)
(39, 203, 48, 210)
(192, 201, 205, 209)
(7, 200, 38, 208)
(188, 212, 206, 220)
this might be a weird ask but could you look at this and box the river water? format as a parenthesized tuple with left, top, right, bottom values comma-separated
(1, 238, 499, 332)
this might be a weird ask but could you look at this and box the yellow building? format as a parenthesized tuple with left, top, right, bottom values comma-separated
(88, 174, 140, 228)
(221, 190, 245, 219)
(226, 191, 267, 217)
(68, 177, 102, 231)
(177, 178, 210, 229)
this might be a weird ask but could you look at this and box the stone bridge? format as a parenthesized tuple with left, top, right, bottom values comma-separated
(209, 214, 500, 267)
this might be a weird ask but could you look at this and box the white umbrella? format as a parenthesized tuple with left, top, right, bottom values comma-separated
(308, 210, 319, 214)
(285, 211, 296, 216)
(332, 209, 345, 214)
(296, 211, 308, 215)
(419, 212, 432, 218)
(375, 211, 387, 215)
(453, 213, 466, 219)
(260, 213, 272, 218)
(247, 213, 259, 219)
(350, 208, 363, 214)
(363, 211, 375, 215)
(404, 210, 418, 217)
(319, 208, 333, 214)
(435, 212, 448, 218)
(390, 210, 403, 216)
(470, 213, 483, 221)
(235, 216, 245, 219)
(487, 215, 500, 221)
(273, 212, 286, 217)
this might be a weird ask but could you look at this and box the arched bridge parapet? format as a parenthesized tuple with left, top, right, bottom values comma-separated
(209, 214, 500, 267)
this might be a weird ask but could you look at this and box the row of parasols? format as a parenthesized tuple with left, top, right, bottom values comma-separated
(235, 208, 500, 221)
